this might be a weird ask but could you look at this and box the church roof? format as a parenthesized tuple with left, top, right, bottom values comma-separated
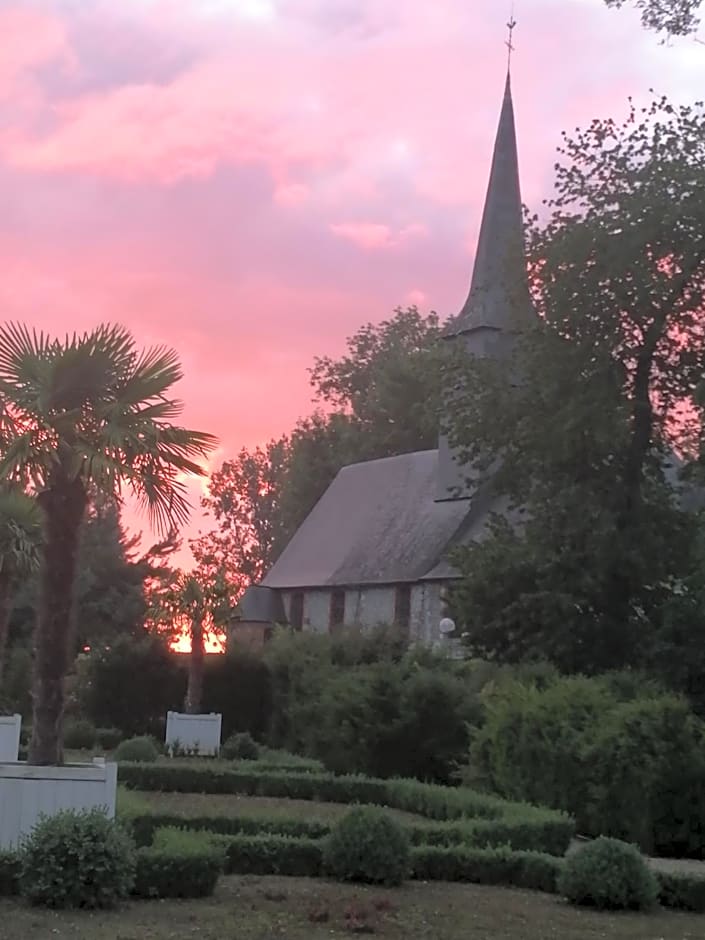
(262, 450, 487, 589)
(444, 72, 533, 338)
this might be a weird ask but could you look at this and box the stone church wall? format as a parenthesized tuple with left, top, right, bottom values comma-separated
(279, 582, 444, 644)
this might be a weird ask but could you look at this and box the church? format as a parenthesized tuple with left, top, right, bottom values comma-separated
(233, 67, 535, 648)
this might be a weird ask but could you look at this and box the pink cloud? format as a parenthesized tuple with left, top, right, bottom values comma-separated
(0, 0, 703, 562)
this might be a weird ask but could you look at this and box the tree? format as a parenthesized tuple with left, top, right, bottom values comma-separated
(0, 323, 216, 764)
(447, 95, 705, 675)
(202, 306, 445, 586)
(73, 493, 148, 650)
(604, 0, 702, 35)
(0, 487, 42, 685)
(197, 437, 290, 595)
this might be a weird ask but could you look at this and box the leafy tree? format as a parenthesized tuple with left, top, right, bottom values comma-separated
(0, 487, 41, 686)
(0, 323, 216, 764)
(447, 95, 705, 676)
(197, 437, 290, 594)
(203, 306, 445, 585)
(604, 0, 702, 35)
(74, 493, 148, 650)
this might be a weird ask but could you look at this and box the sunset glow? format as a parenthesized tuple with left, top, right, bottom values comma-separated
(1, 0, 703, 567)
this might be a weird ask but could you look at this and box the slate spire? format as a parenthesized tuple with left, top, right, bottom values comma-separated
(445, 70, 532, 344)
(437, 67, 532, 502)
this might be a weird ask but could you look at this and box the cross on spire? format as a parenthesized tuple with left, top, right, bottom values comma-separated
(506, 11, 516, 71)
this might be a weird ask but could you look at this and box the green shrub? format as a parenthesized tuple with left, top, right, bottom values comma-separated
(323, 807, 410, 886)
(20, 809, 136, 909)
(411, 844, 562, 893)
(0, 851, 20, 897)
(63, 717, 97, 751)
(473, 675, 705, 855)
(126, 810, 329, 849)
(115, 735, 160, 763)
(221, 731, 260, 761)
(134, 828, 225, 899)
(78, 635, 184, 738)
(657, 870, 705, 912)
(96, 727, 123, 750)
(558, 838, 659, 911)
(214, 832, 323, 877)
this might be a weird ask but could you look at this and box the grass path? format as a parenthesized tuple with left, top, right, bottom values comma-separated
(1, 874, 702, 940)
(125, 788, 429, 825)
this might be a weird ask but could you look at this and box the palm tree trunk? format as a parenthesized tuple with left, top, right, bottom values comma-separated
(29, 476, 87, 765)
(185, 615, 205, 715)
(0, 575, 13, 689)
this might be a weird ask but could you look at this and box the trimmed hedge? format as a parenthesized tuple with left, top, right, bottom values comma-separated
(124, 807, 569, 857)
(118, 763, 574, 856)
(411, 845, 563, 893)
(213, 832, 323, 877)
(202, 830, 563, 892)
(133, 828, 225, 899)
(657, 870, 705, 913)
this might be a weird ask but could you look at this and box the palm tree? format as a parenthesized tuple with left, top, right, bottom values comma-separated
(0, 487, 42, 686)
(0, 323, 217, 764)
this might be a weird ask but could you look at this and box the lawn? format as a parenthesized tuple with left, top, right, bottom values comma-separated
(125, 788, 428, 825)
(1, 874, 702, 940)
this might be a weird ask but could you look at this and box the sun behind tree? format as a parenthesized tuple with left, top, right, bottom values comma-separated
(0, 323, 217, 765)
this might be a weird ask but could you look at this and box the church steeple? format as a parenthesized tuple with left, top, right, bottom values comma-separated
(436, 64, 533, 502)
(445, 70, 532, 347)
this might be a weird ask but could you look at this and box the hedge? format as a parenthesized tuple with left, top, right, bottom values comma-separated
(201, 830, 563, 892)
(123, 806, 570, 857)
(657, 870, 705, 913)
(118, 763, 574, 855)
(133, 828, 225, 899)
(0, 852, 20, 897)
(410, 844, 563, 893)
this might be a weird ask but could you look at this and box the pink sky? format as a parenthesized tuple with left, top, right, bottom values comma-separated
(1, 0, 703, 565)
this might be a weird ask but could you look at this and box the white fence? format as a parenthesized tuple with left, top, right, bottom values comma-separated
(0, 759, 118, 849)
(0, 715, 21, 762)
(165, 712, 222, 756)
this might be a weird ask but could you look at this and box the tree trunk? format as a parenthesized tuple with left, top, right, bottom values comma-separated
(0, 575, 14, 689)
(185, 615, 205, 715)
(28, 475, 87, 765)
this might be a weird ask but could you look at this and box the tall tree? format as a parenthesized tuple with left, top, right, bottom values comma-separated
(202, 306, 446, 589)
(447, 95, 705, 676)
(74, 493, 148, 650)
(0, 323, 216, 764)
(604, 0, 702, 35)
(0, 487, 42, 685)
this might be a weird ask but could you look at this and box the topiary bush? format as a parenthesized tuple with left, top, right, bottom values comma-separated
(20, 809, 136, 909)
(558, 837, 659, 911)
(96, 727, 123, 751)
(115, 735, 160, 763)
(221, 731, 260, 761)
(134, 827, 225, 898)
(63, 717, 97, 751)
(323, 807, 410, 886)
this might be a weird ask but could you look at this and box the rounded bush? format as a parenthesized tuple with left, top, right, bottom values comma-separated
(559, 837, 659, 911)
(323, 807, 410, 886)
(115, 735, 159, 763)
(63, 718, 97, 751)
(20, 809, 136, 909)
(222, 731, 260, 761)
(96, 727, 123, 751)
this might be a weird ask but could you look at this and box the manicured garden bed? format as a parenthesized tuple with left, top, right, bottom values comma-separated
(0, 874, 703, 940)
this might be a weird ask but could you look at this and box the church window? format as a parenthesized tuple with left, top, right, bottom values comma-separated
(289, 591, 304, 631)
(329, 589, 345, 630)
(394, 584, 411, 633)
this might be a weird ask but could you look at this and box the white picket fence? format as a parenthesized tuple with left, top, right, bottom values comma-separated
(0, 714, 21, 762)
